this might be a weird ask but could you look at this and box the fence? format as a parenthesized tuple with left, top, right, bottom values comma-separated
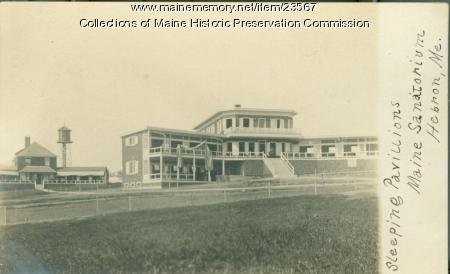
(0, 177, 376, 226)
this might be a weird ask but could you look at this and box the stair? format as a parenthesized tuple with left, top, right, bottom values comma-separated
(263, 157, 296, 178)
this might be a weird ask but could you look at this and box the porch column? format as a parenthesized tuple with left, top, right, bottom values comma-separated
(222, 159, 225, 175)
(159, 154, 163, 180)
(193, 155, 196, 181)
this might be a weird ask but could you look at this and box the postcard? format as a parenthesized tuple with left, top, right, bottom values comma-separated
(0, 2, 447, 273)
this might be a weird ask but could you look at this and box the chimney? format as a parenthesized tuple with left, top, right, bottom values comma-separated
(234, 104, 241, 108)
(25, 136, 30, 148)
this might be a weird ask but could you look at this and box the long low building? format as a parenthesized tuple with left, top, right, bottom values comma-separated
(121, 105, 378, 188)
(0, 137, 109, 184)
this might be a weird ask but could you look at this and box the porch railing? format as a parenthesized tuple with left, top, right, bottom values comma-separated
(149, 147, 222, 157)
(283, 151, 379, 160)
(0, 179, 33, 184)
(280, 153, 295, 174)
(43, 180, 106, 184)
(148, 146, 264, 159)
(223, 127, 301, 135)
(150, 173, 195, 181)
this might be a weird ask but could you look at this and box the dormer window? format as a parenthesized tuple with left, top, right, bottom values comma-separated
(25, 158, 31, 165)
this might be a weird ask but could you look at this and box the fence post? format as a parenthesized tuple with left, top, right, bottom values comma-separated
(96, 196, 99, 213)
(3, 206, 6, 225)
(314, 179, 317, 195)
(314, 168, 318, 195)
(268, 181, 271, 199)
(128, 196, 132, 211)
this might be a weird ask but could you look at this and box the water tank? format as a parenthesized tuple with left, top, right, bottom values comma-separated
(57, 126, 72, 144)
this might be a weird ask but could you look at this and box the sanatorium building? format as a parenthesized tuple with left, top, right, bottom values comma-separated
(121, 105, 378, 188)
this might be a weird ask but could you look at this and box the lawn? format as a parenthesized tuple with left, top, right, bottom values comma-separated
(0, 189, 49, 202)
(0, 194, 378, 273)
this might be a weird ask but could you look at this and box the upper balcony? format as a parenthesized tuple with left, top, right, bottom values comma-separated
(148, 146, 265, 160)
(222, 127, 301, 139)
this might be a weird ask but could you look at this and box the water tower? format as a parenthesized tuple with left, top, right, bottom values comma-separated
(57, 126, 73, 168)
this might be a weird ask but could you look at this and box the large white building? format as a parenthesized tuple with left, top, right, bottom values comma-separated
(121, 105, 378, 187)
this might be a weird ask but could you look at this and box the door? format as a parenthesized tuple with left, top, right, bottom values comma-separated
(270, 143, 276, 157)
(259, 142, 266, 154)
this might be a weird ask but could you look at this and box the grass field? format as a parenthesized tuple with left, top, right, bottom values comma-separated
(0, 194, 378, 273)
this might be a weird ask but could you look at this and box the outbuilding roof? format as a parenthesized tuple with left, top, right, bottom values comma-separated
(19, 166, 56, 173)
(0, 166, 18, 176)
(57, 166, 108, 176)
(15, 142, 57, 158)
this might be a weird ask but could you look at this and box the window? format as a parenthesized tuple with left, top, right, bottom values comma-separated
(266, 118, 271, 128)
(321, 145, 336, 157)
(227, 142, 232, 152)
(366, 143, 378, 156)
(284, 119, 288, 128)
(248, 142, 255, 153)
(151, 139, 163, 148)
(253, 118, 258, 128)
(366, 144, 378, 151)
(209, 144, 217, 152)
(190, 142, 200, 148)
(25, 158, 31, 165)
(344, 144, 357, 156)
(299, 146, 314, 157)
(125, 136, 138, 146)
(239, 142, 245, 154)
(243, 118, 250, 128)
(277, 119, 281, 128)
(126, 160, 139, 175)
(45, 157, 50, 166)
(171, 141, 182, 148)
(226, 118, 232, 128)
(258, 119, 265, 128)
(259, 142, 266, 153)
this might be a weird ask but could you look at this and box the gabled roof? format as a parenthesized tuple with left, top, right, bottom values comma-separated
(19, 166, 56, 173)
(15, 142, 57, 158)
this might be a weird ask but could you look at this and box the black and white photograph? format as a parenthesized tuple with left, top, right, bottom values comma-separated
(0, 3, 447, 274)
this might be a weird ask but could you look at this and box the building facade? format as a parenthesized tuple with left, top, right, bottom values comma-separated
(0, 136, 109, 184)
(121, 105, 378, 188)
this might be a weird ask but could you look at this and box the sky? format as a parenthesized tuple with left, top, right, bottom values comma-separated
(0, 4, 378, 171)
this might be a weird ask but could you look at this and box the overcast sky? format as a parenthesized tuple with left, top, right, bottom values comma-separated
(0, 5, 377, 171)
